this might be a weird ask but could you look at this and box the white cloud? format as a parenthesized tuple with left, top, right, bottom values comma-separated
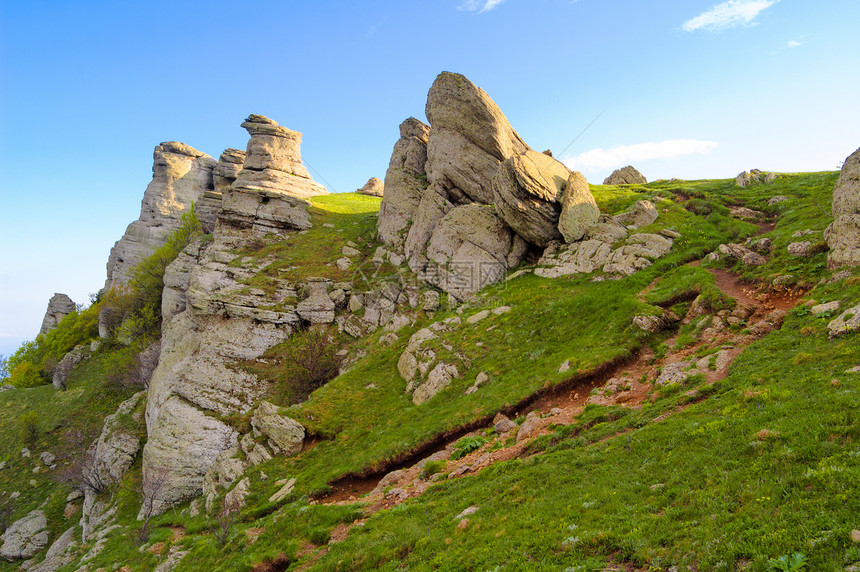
(787, 40, 802, 47)
(682, 0, 778, 32)
(563, 140, 719, 172)
(458, 0, 504, 13)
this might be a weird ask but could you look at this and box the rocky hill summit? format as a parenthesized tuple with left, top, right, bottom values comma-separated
(2, 73, 860, 572)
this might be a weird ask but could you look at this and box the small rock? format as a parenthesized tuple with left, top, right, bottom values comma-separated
(268, 478, 297, 503)
(828, 304, 860, 338)
(454, 505, 479, 520)
(493, 414, 517, 434)
(492, 306, 512, 315)
(768, 195, 790, 205)
(852, 529, 860, 543)
(516, 412, 542, 443)
(660, 229, 681, 239)
(423, 291, 440, 312)
(811, 301, 840, 316)
(342, 246, 361, 257)
(336, 257, 352, 270)
(21, 448, 30, 458)
(40, 452, 55, 466)
(558, 361, 571, 373)
(466, 310, 489, 324)
(787, 241, 815, 258)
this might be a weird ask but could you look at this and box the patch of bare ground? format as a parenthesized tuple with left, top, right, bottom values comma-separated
(304, 263, 801, 562)
(252, 553, 292, 572)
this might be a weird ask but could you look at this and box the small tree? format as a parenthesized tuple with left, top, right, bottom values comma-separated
(138, 465, 171, 543)
(280, 326, 343, 402)
(214, 495, 241, 546)
(18, 411, 40, 445)
(56, 446, 107, 495)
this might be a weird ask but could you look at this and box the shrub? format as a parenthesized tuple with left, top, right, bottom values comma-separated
(278, 326, 344, 403)
(419, 460, 447, 480)
(451, 436, 489, 460)
(9, 361, 45, 388)
(18, 411, 40, 444)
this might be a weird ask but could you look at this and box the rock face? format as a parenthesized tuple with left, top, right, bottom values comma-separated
(140, 116, 323, 514)
(377, 72, 600, 298)
(39, 293, 76, 335)
(357, 177, 384, 197)
(825, 147, 860, 268)
(92, 391, 145, 485)
(603, 166, 646, 185)
(106, 142, 216, 290)
(558, 171, 600, 243)
(0, 510, 48, 561)
(52, 347, 85, 390)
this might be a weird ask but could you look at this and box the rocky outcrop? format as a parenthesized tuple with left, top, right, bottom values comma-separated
(536, 231, 675, 279)
(603, 166, 646, 185)
(613, 200, 659, 229)
(106, 142, 216, 290)
(825, 147, 860, 268)
(736, 169, 777, 187)
(0, 510, 48, 561)
(213, 148, 246, 194)
(39, 293, 76, 335)
(29, 527, 77, 572)
(357, 177, 384, 197)
(251, 401, 305, 456)
(52, 346, 85, 390)
(297, 279, 336, 324)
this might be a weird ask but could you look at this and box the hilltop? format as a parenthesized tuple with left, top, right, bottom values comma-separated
(0, 72, 859, 572)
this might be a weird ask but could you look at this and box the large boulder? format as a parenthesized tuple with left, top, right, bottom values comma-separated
(424, 72, 529, 204)
(424, 204, 527, 300)
(603, 165, 647, 185)
(251, 401, 305, 456)
(0, 510, 48, 561)
(558, 171, 600, 243)
(613, 200, 659, 229)
(492, 150, 570, 247)
(105, 142, 216, 290)
(39, 293, 76, 335)
(52, 346, 85, 390)
(296, 279, 335, 324)
(378, 118, 431, 248)
(825, 147, 860, 268)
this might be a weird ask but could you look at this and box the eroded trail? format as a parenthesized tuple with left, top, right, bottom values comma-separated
(299, 261, 804, 567)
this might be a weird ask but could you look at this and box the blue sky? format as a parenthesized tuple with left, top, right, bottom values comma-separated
(1, 0, 858, 356)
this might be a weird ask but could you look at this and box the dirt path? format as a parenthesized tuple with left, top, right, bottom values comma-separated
(297, 260, 802, 568)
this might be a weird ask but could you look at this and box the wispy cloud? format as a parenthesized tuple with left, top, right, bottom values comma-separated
(787, 40, 802, 47)
(458, 0, 505, 13)
(563, 140, 719, 172)
(682, 0, 778, 32)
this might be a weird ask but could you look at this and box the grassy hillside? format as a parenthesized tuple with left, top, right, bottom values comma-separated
(2, 172, 858, 572)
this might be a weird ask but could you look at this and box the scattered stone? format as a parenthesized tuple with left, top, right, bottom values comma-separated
(558, 361, 571, 373)
(613, 200, 659, 229)
(828, 304, 860, 338)
(493, 414, 517, 434)
(736, 169, 776, 187)
(603, 165, 646, 185)
(751, 310, 788, 337)
(52, 347, 86, 390)
(768, 195, 790, 205)
(413, 362, 460, 405)
(223, 477, 250, 511)
(464, 372, 489, 396)
(342, 246, 361, 257)
(787, 241, 816, 258)
(852, 529, 860, 543)
(516, 412, 542, 443)
(466, 310, 489, 324)
(423, 291, 440, 311)
(825, 147, 860, 268)
(251, 401, 305, 456)
(21, 448, 30, 458)
(729, 206, 764, 220)
(356, 177, 384, 197)
(716, 243, 767, 266)
(660, 229, 681, 239)
(39, 452, 55, 466)
(633, 309, 680, 333)
(745, 237, 772, 254)
(454, 506, 479, 520)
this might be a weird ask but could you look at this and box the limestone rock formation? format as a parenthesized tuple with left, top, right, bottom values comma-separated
(492, 150, 571, 247)
(296, 279, 336, 324)
(213, 148, 246, 194)
(603, 166, 646, 185)
(106, 142, 216, 290)
(39, 293, 76, 335)
(357, 177, 384, 197)
(29, 527, 77, 572)
(825, 147, 860, 267)
(92, 391, 145, 485)
(52, 347, 85, 390)
(558, 171, 600, 243)
(613, 200, 659, 229)
(0, 510, 48, 561)
(736, 169, 777, 187)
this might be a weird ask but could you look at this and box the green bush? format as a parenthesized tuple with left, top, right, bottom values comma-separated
(419, 460, 447, 480)
(450, 436, 489, 460)
(18, 411, 40, 444)
(9, 361, 45, 388)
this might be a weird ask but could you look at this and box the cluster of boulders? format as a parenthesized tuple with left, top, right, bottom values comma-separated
(825, 147, 860, 268)
(377, 72, 604, 300)
(736, 169, 777, 187)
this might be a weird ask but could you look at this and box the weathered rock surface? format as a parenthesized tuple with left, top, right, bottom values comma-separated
(251, 401, 305, 456)
(413, 362, 460, 405)
(537, 232, 673, 279)
(736, 169, 777, 187)
(0, 510, 48, 561)
(106, 142, 216, 290)
(423, 204, 526, 300)
(825, 147, 860, 268)
(710, 243, 767, 266)
(213, 148, 246, 194)
(492, 150, 570, 247)
(297, 279, 335, 324)
(425, 71, 529, 204)
(357, 177, 384, 197)
(603, 165, 646, 185)
(29, 526, 77, 572)
(39, 293, 76, 335)
(558, 171, 600, 243)
(828, 303, 860, 338)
